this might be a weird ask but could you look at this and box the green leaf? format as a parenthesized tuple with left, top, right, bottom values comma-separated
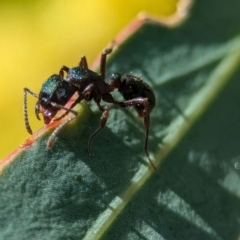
(1, 0, 240, 239)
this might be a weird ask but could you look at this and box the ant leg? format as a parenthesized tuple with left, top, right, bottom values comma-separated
(79, 83, 105, 154)
(59, 66, 69, 77)
(101, 93, 126, 108)
(142, 112, 156, 171)
(121, 97, 156, 171)
(82, 83, 94, 101)
(23, 88, 39, 135)
(53, 95, 84, 122)
(82, 87, 110, 155)
(88, 104, 109, 156)
(81, 84, 111, 155)
(47, 102, 78, 148)
(100, 44, 114, 79)
(79, 56, 88, 69)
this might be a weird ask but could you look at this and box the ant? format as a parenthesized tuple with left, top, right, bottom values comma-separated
(23, 46, 156, 170)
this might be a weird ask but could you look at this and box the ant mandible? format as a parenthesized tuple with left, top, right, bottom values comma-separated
(23, 46, 156, 170)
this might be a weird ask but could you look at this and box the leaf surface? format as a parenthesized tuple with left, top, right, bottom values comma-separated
(1, 0, 240, 239)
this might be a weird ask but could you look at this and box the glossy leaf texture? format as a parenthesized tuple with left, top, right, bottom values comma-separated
(1, 0, 240, 239)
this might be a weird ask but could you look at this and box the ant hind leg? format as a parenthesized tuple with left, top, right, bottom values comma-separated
(119, 97, 156, 170)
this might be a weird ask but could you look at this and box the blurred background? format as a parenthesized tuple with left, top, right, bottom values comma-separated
(0, 0, 178, 160)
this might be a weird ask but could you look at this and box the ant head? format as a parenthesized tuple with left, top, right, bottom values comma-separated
(38, 74, 77, 124)
(109, 72, 122, 91)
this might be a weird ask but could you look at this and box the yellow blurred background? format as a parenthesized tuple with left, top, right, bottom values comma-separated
(0, 0, 177, 160)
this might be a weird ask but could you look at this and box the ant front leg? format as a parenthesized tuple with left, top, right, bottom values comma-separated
(121, 97, 156, 171)
(23, 88, 39, 135)
(47, 102, 78, 148)
(53, 95, 84, 122)
(59, 66, 69, 77)
(100, 45, 114, 79)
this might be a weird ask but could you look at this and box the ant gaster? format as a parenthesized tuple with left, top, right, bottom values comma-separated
(23, 47, 156, 170)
